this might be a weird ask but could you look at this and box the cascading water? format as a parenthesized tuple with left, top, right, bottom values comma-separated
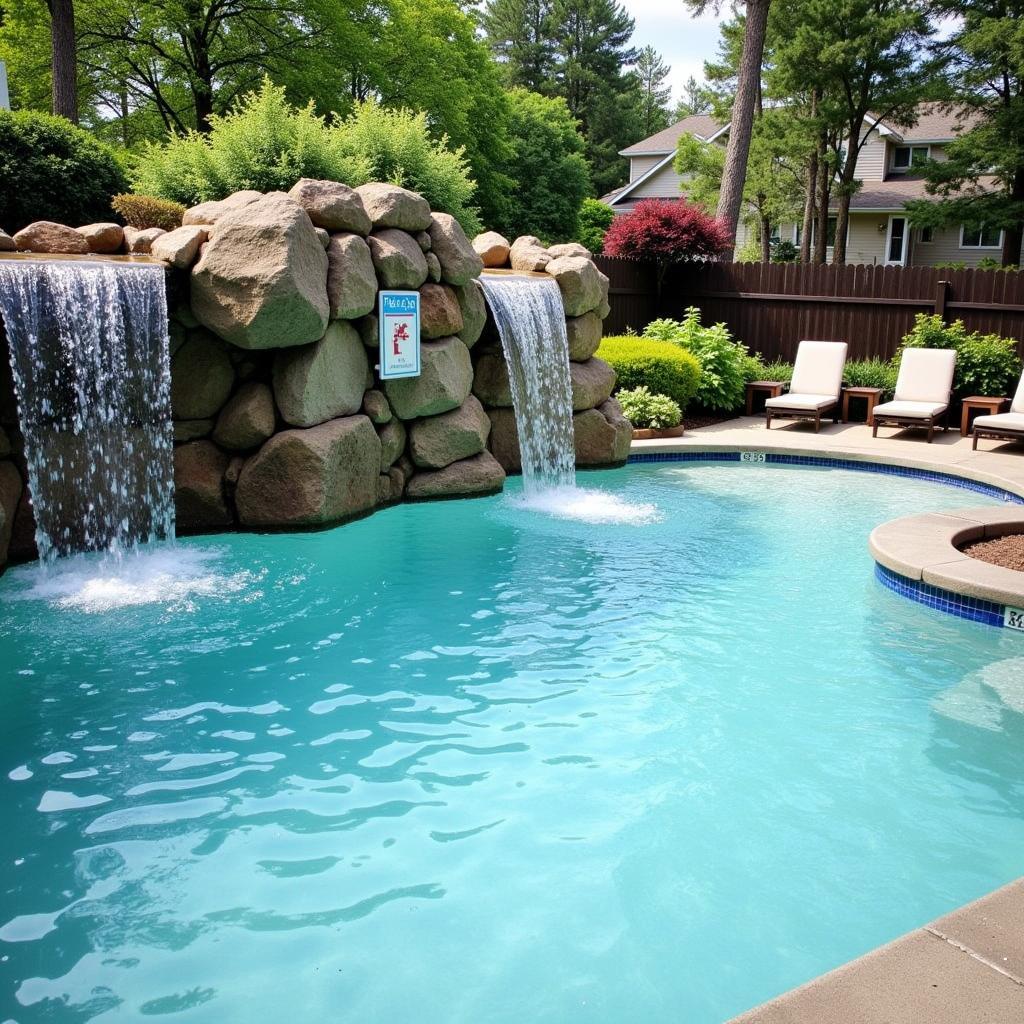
(0, 260, 174, 563)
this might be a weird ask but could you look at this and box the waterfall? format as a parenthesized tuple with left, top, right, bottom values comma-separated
(479, 274, 575, 495)
(0, 261, 174, 563)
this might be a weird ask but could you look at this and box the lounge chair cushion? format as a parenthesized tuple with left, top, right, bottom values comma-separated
(893, 347, 956, 404)
(764, 393, 838, 412)
(1011, 372, 1024, 414)
(973, 412, 1024, 435)
(788, 340, 848, 400)
(872, 399, 948, 420)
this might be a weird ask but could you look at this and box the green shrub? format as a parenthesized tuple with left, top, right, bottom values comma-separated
(131, 79, 481, 234)
(977, 257, 1019, 272)
(642, 308, 751, 412)
(771, 239, 798, 263)
(757, 359, 794, 384)
(576, 198, 615, 253)
(597, 335, 701, 411)
(899, 314, 1022, 399)
(0, 109, 127, 233)
(616, 386, 682, 429)
(111, 194, 185, 231)
(844, 358, 898, 397)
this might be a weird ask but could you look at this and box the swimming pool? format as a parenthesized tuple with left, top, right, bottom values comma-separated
(2, 463, 1023, 1023)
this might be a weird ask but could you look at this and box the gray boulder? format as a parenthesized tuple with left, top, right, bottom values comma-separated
(212, 381, 276, 450)
(565, 311, 602, 362)
(191, 192, 329, 350)
(288, 179, 371, 235)
(273, 321, 368, 427)
(454, 279, 487, 348)
(420, 283, 464, 339)
(327, 232, 377, 319)
(573, 399, 632, 466)
(170, 332, 235, 419)
(362, 389, 392, 424)
(548, 242, 592, 259)
(570, 357, 616, 411)
(509, 235, 551, 272)
(368, 229, 429, 290)
(183, 190, 262, 226)
(0, 461, 24, 565)
(426, 251, 442, 283)
(409, 395, 490, 469)
(124, 227, 166, 254)
(472, 231, 511, 267)
(150, 226, 207, 268)
(355, 183, 432, 231)
(428, 213, 483, 286)
(377, 417, 407, 470)
(405, 451, 506, 500)
(13, 222, 88, 254)
(235, 415, 380, 526)
(173, 419, 214, 442)
(385, 336, 473, 419)
(546, 255, 603, 317)
(472, 348, 512, 407)
(77, 223, 123, 254)
(487, 407, 521, 474)
(174, 441, 231, 530)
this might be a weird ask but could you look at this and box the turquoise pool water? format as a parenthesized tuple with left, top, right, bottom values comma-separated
(2, 463, 1024, 1024)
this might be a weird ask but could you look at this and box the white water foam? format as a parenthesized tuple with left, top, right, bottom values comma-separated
(511, 486, 661, 525)
(2, 546, 256, 614)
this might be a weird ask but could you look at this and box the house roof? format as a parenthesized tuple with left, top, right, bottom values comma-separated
(874, 103, 980, 143)
(838, 174, 999, 212)
(619, 114, 725, 156)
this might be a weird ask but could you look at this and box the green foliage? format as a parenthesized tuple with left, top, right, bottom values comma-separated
(978, 257, 1019, 271)
(632, 45, 672, 138)
(771, 239, 798, 262)
(130, 81, 481, 233)
(740, 354, 770, 384)
(500, 88, 590, 242)
(844, 358, 898, 398)
(0, 109, 127, 233)
(616, 386, 682, 429)
(641, 308, 752, 412)
(899, 314, 1022, 399)
(111, 194, 185, 231)
(734, 236, 764, 263)
(576, 198, 615, 252)
(759, 359, 795, 385)
(596, 335, 702, 411)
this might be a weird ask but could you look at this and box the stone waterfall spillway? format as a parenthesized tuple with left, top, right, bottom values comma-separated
(0, 260, 173, 562)
(479, 274, 576, 495)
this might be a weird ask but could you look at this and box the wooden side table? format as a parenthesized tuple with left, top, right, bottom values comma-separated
(961, 396, 1010, 436)
(745, 380, 784, 416)
(842, 386, 885, 424)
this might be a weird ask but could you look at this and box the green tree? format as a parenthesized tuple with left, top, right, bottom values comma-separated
(480, 0, 557, 90)
(501, 88, 590, 241)
(633, 45, 672, 137)
(576, 196, 615, 251)
(673, 75, 712, 119)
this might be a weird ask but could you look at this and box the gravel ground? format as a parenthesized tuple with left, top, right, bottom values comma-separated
(963, 534, 1024, 572)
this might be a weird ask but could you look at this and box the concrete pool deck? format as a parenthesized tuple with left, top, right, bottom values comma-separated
(631, 417, 1024, 1021)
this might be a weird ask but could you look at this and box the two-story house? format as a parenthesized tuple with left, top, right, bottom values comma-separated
(603, 104, 1004, 268)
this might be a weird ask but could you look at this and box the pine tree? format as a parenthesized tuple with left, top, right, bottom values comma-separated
(480, 0, 558, 91)
(674, 76, 712, 119)
(633, 45, 672, 137)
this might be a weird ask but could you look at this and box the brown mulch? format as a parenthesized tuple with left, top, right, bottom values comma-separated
(683, 413, 740, 430)
(962, 534, 1024, 572)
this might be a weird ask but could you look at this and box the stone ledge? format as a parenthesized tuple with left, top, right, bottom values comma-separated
(0, 251, 170, 267)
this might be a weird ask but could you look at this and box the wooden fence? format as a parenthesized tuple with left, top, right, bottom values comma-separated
(594, 257, 1024, 361)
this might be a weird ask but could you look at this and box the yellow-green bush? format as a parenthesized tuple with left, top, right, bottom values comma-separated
(111, 194, 185, 232)
(597, 335, 701, 412)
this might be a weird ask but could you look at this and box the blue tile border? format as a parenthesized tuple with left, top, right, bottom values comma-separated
(626, 448, 1024, 630)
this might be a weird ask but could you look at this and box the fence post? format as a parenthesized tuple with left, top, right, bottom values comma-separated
(934, 279, 949, 321)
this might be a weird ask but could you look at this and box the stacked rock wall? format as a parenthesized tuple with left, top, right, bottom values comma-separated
(0, 181, 630, 565)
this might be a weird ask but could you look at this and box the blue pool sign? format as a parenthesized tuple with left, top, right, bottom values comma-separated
(379, 291, 421, 380)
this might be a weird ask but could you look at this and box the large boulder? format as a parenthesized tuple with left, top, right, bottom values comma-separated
(0, 461, 24, 565)
(183, 190, 263, 226)
(472, 349, 512, 407)
(150, 226, 207, 268)
(420, 283, 464, 339)
(170, 332, 235, 419)
(327, 232, 377, 319)
(377, 417, 407, 470)
(367, 229, 429, 290)
(596, 268, 611, 319)
(124, 227, 166, 254)
(509, 235, 551, 272)
(486, 407, 521, 474)
(570, 357, 616, 411)
(548, 242, 591, 259)
(385, 336, 473, 419)
(425, 251, 442, 283)
(273, 321, 368, 428)
(356, 183, 432, 231)
(0, 231, 15, 252)
(174, 441, 231, 530)
(288, 179, 371, 235)
(546, 255, 603, 317)
(12, 222, 88, 254)
(454, 280, 487, 348)
(573, 399, 632, 466)
(191, 192, 329, 350)
(212, 381, 276, 451)
(565, 311, 602, 362)
(409, 395, 490, 469)
(173, 419, 214, 442)
(77, 223, 123, 254)
(472, 231, 511, 268)
(428, 213, 483, 286)
(235, 415, 380, 526)
(405, 451, 505, 500)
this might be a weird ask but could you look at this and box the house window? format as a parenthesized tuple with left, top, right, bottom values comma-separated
(892, 145, 929, 171)
(960, 224, 1003, 248)
(808, 217, 837, 248)
(886, 216, 908, 265)
(919, 226, 933, 243)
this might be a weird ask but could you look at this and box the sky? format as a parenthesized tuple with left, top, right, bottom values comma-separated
(624, 0, 725, 104)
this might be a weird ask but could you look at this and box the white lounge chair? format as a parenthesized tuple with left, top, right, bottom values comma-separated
(871, 348, 956, 443)
(765, 340, 848, 432)
(972, 371, 1024, 450)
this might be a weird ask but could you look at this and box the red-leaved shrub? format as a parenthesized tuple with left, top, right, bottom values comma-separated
(602, 199, 729, 285)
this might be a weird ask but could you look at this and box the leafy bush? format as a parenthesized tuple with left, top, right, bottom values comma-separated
(0, 110, 127, 233)
(978, 257, 1019, 272)
(576, 198, 615, 253)
(844, 358, 898, 397)
(899, 314, 1022, 399)
(602, 198, 730, 286)
(642, 308, 751, 412)
(771, 239, 798, 262)
(734, 236, 763, 263)
(597, 335, 702, 411)
(616, 386, 682, 429)
(758, 359, 794, 384)
(111, 194, 185, 231)
(131, 79, 481, 234)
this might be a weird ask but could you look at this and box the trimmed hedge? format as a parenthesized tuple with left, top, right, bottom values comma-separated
(597, 335, 701, 412)
(112, 194, 185, 232)
(0, 110, 127, 233)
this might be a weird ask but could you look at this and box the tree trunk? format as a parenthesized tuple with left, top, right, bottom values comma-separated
(759, 211, 771, 263)
(1003, 168, 1024, 266)
(46, 0, 78, 122)
(813, 137, 830, 265)
(715, 0, 771, 256)
(800, 154, 816, 263)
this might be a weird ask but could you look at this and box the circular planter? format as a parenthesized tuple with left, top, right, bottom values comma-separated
(632, 425, 685, 440)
